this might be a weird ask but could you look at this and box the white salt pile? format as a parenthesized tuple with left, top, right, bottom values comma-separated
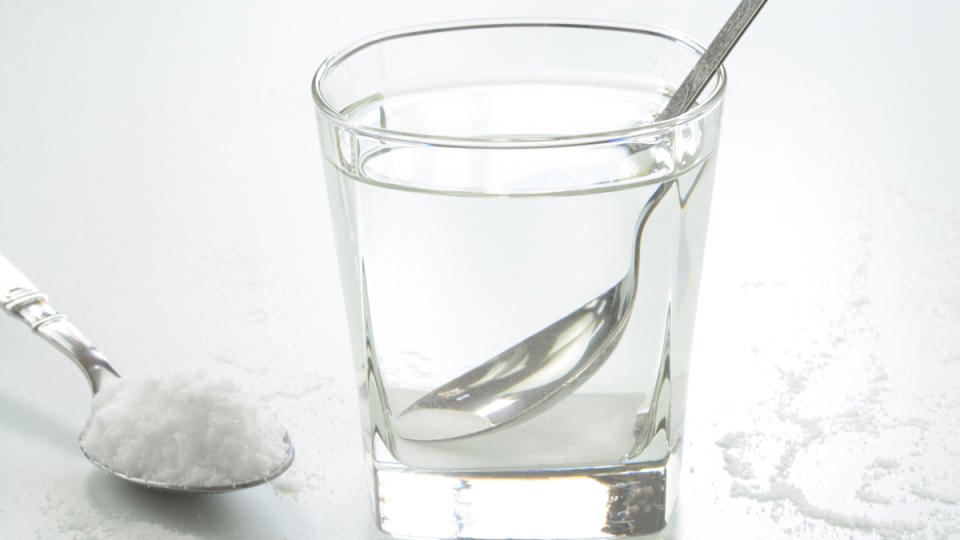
(79, 370, 291, 488)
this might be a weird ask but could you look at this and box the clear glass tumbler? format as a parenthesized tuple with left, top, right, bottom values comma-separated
(313, 20, 725, 539)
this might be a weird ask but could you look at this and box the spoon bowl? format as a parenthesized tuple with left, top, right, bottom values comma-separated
(80, 433, 296, 494)
(0, 254, 294, 493)
(395, 181, 669, 441)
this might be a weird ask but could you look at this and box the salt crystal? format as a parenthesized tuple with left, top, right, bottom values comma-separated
(79, 370, 290, 488)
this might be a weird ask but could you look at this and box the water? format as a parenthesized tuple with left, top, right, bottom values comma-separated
(322, 82, 720, 538)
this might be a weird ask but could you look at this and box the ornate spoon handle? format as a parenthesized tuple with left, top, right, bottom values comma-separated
(1, 254, 119, 393)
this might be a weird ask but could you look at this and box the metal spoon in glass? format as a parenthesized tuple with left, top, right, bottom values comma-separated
(394, 0, 767, 441)
(0, 254, 294, 493)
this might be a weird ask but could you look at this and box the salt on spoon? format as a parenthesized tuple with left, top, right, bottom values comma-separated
(80, 371, 293, 491)
(0, 254, 294, 493)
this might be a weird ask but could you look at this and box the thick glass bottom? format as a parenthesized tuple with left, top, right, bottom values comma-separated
(372, 451, 680, 539)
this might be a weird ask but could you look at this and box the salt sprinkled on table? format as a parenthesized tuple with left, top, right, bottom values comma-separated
(79, 370, 290, 488)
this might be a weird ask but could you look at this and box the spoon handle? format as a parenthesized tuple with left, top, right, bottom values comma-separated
(0, 254, 119, 393)
(657, 0, 768, 121)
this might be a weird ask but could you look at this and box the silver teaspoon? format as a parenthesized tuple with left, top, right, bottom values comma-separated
(394, 0, 768, 441)
(0, 254, 294, 493)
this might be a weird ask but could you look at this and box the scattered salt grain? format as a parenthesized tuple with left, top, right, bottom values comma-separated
(79, 370, 290, 488)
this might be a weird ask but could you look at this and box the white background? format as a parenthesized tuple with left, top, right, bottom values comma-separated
(2, 1, 959, 538)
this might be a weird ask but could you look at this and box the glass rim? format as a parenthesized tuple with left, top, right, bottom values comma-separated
(311, 19, 727, 149)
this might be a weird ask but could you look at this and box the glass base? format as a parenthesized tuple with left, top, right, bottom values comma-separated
(372, 451, 680, 539)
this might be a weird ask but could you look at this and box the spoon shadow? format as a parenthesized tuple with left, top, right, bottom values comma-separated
(84, 472, 250, 538)
(84, 467, 365, 539)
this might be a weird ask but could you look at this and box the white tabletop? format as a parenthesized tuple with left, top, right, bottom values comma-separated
(2, 1, 958, 538)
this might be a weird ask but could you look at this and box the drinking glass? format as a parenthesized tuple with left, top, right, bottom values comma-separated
(313, 20, 725, 539)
